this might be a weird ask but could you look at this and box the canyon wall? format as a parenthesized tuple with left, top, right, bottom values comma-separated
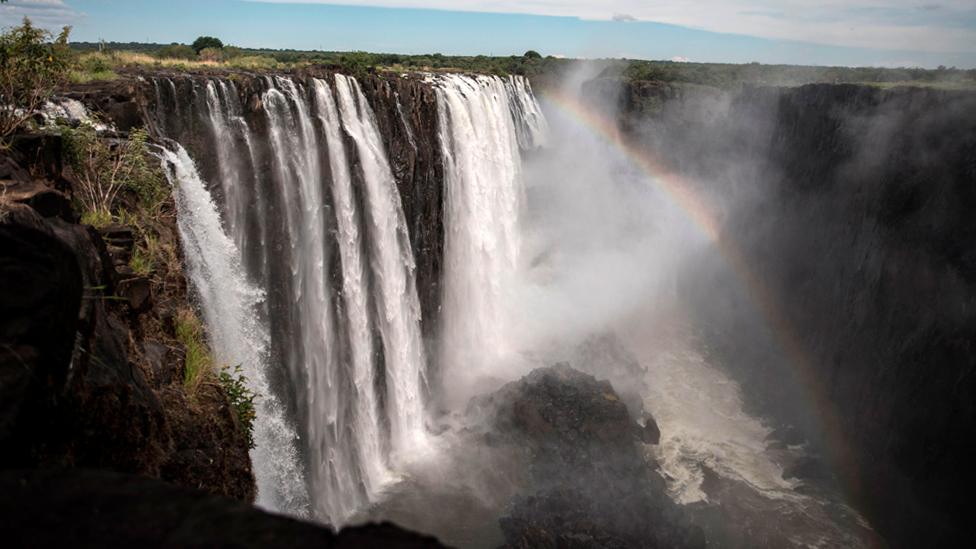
(585, 78, 976, 546)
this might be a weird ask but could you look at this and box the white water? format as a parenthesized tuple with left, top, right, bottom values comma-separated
(333, 74, 429, 460)
(310, 76, 393, 516)
(161, 143, 309, 515)
(434, 74, 546, 405)
(171, 74, 432, 525)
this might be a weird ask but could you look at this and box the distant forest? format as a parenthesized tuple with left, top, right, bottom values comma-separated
(68, 41, 976, 89)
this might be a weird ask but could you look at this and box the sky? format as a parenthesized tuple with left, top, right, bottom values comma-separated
(1, 0, 974, 69)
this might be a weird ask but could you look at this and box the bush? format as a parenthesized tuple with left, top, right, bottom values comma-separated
(197, 47, 223, 62)
(191, 36, 223, 54)
(156, 43, 196, 60)
(219, 365, 257, 449)
(61, 124, 165, 227)
(0, 18, 72, 144)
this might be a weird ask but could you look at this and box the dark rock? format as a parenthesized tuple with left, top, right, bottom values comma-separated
(640, 415, 661, 445)
(0, 178, 72, 220)
(0, 469, 447, 548)
(0, 220, 82, 455)
(143, 341, 180, 387)
(118, 276, 153, 313)
(475, 365, 704, 548)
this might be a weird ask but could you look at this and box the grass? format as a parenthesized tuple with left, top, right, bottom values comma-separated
(80, 207, 113, 228)
(129, 240, 154, 276)
(69, 68, 118, 84)
(174, 307, 215, 392)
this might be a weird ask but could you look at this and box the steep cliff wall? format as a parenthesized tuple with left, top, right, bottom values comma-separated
(594, 78, 976, 546)
(0, 133, 255, 500)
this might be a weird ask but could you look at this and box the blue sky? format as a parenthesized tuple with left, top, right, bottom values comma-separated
(2, 0, 974, 68)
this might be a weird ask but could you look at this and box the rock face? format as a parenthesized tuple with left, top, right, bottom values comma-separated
(596, 79, 976, 546)
(0, 468, 445, 548)
(1, 134, 254, 500)
(473, 365, 704, 548)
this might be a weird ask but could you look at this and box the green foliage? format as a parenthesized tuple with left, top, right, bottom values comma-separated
(0, 18, 72, 143)
(156, 43, 196, 60)
(191, 36, 223, 54)
(197, 47, 223, 62)
(219, 365, 257, 450)
(129, 232, 157, 275)
(61, 124, 166, 226)
(63, 40, 976, 90)
(175, 308, 214, 391)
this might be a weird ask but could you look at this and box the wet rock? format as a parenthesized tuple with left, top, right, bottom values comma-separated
(476, 364, 704, 548)
(0, 468, 447, 548)
(640, 415, 661, 445)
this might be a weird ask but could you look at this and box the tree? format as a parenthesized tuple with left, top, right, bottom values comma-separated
(0, 18, 72, 145)
(191, 36, 223, 54)
(524, 50, 542, 59)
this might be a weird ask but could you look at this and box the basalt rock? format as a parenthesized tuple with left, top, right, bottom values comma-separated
(606, 79, 976, 547)
(475, 365, 704, 548)
(0, 468, 446, 548)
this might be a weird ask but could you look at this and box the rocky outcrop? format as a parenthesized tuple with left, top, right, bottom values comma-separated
(605, 79, 976, 546)
(0, 468, 445, 548)
(1, 133, 254, 500)
(472, 365, 704, 548)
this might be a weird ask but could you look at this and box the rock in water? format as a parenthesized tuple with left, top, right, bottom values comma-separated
(472, 364, 705, 548)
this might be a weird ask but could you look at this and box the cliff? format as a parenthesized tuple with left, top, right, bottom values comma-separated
(1, 132, 255, 499)
(590, 78, 976, 546)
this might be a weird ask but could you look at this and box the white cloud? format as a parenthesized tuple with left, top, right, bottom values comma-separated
(0, 0, 83, 31)
(247, 0, 976, 53)
(670, 55, 690, 62)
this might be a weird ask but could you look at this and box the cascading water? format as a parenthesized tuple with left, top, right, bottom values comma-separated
(333, 74, 429, 459)
(433, 74, 548, 404)
(160, 143, 309, 516)
(156, 73, 431, 526)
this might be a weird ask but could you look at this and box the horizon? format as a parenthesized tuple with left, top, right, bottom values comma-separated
(0, 0, 974, 70)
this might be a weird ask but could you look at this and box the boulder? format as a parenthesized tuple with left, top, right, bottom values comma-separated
(0, 469, 446, 548)
(474, 365, 704, 548)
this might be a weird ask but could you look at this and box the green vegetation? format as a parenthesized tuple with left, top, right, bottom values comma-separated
(63, 40, 976, 90)
(61, 124, 164, 228)
(175, 307, 214, 391)
(219, 365, 258, 449)
(618, 59, 976, 89)
(0, 18, 72, 144)
(174, 308, 258, 447)
(191, 36, 224, 54)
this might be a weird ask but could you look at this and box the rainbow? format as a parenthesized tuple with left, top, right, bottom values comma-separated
(539, 87, 860, 500)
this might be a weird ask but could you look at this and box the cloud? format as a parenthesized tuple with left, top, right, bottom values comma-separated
(0, 0, 84, 31)
(670, 55, 690, 62)
(246, 0, 976, 53)
(612, 13, 637, 22)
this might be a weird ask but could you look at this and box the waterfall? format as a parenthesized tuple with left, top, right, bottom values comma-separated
(160, 143, 309, 516)
(433, 74, 548, 401)
(157, 73, 431, 526)
(333, 74, 429, 459)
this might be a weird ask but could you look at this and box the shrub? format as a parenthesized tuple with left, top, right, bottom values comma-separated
(219, 365, 257, 449)
(61, 125, 165, 226)
(0, 18, 72, 144)
(191, 36, 223, 54)
(156, 43, 196, 60)
(197, 47, 223, 62)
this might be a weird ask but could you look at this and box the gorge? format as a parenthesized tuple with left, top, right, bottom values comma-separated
(2, 61, 974, 548)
